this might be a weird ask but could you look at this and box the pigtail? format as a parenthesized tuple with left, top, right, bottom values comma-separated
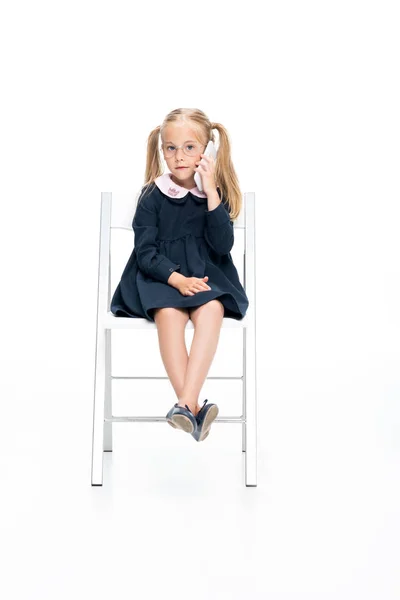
(140, 125, 164, 203)
(211, 122, 243, 222)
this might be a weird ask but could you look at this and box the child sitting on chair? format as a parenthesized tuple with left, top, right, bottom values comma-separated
(111, 107, 249, 442)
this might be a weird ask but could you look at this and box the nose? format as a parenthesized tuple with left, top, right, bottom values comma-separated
(175, 147, 185, 159)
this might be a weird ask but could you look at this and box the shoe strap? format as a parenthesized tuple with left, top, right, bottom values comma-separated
(197, 399, 208, 416)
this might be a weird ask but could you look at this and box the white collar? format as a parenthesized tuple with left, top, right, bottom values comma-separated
(154, 173, 208, 200)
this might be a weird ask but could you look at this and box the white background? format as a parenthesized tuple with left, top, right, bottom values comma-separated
(1, 1, 399, 599)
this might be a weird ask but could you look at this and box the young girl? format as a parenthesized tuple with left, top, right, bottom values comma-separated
(111, 108, 249, 442)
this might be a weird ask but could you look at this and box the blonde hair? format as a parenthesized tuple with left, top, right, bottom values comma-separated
(141, 108, 242, 221)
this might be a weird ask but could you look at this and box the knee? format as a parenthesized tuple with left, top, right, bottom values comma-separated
(154, 307, 173, 318)
(154, 307, 189, 322)
(208, 299, 225, 316)
(191, 299, 225, 322)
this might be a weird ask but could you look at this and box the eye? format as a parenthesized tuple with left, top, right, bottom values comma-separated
(186, 145, 194, 151)
(167, 145, 175, 151)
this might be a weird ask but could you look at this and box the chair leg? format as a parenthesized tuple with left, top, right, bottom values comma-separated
(242, 327, 247, 453)
(244, 324, 257, 487)
(104, 329, 112, 452)
(91, 324, 107, 486)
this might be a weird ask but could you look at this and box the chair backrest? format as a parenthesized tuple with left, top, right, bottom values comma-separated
(97, 189, 255, 320)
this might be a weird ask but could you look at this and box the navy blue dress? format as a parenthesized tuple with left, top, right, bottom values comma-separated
(110, 173, 249, 322)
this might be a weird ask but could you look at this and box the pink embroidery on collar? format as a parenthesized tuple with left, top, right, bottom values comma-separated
(168, 186, 180, 197)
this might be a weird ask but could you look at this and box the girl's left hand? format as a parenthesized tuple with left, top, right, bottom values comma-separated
(194, 154, 217, 195)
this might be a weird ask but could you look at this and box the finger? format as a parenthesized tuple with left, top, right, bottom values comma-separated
(197, 278, 210, 289)
(195, 280, 210, 289)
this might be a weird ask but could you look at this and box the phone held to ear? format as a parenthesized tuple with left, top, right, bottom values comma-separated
(194, 140, 217, 192)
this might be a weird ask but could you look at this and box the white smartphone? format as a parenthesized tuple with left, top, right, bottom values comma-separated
(194, 140, 217, 192)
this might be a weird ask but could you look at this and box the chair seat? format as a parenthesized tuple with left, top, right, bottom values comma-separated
(103, 311, 248, 330)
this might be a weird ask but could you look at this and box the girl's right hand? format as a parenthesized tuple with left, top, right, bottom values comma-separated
(177, 276, 211, 296)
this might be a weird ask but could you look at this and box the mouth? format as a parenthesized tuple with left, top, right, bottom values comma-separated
(176, 166, 188, 170)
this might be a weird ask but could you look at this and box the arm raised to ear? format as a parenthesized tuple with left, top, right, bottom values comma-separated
(204, 199, 234, 256)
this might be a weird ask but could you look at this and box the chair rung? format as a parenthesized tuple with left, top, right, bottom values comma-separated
(105, 416, 245, 423)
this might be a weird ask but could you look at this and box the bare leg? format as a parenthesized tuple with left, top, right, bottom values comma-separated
(179, 299, 225, 414)
(153, 306, 191, 405)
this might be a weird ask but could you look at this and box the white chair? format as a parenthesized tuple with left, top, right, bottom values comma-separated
(91, 190, 257, 486)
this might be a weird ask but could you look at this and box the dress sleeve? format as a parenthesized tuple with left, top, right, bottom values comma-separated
(132, 187, 181, 283)
(204, 193, 234, 256)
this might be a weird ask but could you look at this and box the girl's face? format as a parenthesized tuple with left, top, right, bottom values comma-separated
(161, 122, 207, 189)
